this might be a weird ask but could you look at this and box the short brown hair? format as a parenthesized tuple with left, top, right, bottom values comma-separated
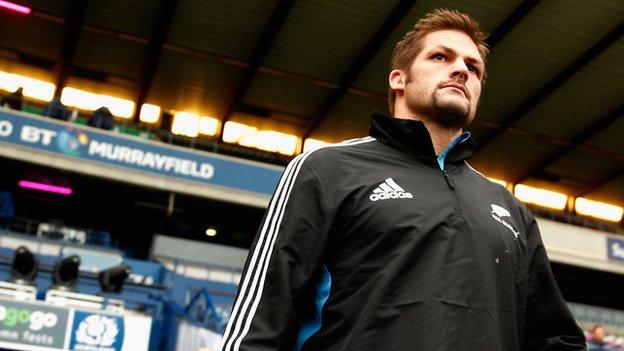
(591, 325, 604, 333)
(388, 9, 490, 115)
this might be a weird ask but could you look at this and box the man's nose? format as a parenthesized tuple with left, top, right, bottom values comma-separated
(450, 60, 469, 82)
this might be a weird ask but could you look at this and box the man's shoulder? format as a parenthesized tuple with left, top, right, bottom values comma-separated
(302, 136, 377, 161)
(290, 136, 377, 179)
(463, 162, 535, 222)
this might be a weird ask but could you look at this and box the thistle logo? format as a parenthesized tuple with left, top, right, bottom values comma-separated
(74, 314, 121, 349)
(57, 129, 88, 157)
(611, 242, 624, 260)
(490, 204, 519, 238)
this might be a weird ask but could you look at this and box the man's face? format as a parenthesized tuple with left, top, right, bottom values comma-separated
(592, 327, 605, 343)
(399, 29, 484, 129)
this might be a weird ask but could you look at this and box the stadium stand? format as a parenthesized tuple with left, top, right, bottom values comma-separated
(0, 228, 238, 350)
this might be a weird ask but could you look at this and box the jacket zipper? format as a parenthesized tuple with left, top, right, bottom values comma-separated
(442, 169, 455, 189)
(442, 169, 461, 212)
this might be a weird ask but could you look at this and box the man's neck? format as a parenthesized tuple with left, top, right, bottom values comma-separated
(392, 111, 462, 155)
(424, 121, 462, 155)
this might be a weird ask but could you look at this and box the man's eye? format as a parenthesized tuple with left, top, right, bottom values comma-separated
(432, 54, 446, 61)
(468, 65, 480, 75)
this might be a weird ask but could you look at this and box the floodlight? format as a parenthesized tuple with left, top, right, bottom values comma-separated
(52, 255, 80, 292)
(575, 197, 624, 222)
(205, 227, 217, 237)
(199, 116, 219, 136)
(514, 184, 567, 210)
(99, 265, 131, 293)
(172, 112, 200, 137)
(9, 246, 38, 286)
(224, 121, 299, 155)
(60, 87, 134, 118)
(0, 71, 53, 100)
(139, 103, 161, 123)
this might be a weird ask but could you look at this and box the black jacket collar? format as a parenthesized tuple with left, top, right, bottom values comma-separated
(369, 111, 475, 168)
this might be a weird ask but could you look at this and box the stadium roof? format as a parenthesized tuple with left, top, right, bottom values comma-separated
(0, 0, 623, 208)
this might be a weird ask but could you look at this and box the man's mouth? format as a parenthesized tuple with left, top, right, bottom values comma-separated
(441, 84, 467, 98)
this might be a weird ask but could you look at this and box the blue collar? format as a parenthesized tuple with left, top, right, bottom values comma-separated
(437, 132, 471, 171)
(369, 112, 475, 168)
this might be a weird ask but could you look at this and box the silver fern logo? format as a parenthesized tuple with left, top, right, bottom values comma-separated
(491, 204, 519, 238)
(75, 314, 119, 347)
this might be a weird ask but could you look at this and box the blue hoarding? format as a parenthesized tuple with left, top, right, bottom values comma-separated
(0, 297, 152, 351)
(0, 110, 282, 196)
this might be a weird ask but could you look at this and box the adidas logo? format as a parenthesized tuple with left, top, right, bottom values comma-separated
(369, 178, 413, 202)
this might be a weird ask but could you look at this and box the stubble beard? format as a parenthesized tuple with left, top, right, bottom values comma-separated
(405, 77, 473, 130)
(430, 89, 472, 130)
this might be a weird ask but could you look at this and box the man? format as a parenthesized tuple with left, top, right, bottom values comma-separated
(220, 9, 586, 351)
(0, 87, 24, 111)
(44, 97, 71, 121)
(587, 325, 615, 351)
(88, 106, 114, 130)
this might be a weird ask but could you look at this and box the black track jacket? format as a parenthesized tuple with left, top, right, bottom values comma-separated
(220, 112, 586, 351)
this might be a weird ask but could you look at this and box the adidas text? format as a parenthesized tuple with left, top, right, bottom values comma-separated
(370, 192, 413, 201)
(369, 178, 413, 202)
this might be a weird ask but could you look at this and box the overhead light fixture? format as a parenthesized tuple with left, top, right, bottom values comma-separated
(18, 180, 72, 196)
(575, 197, 623, 222)
(199, 116, 219, 136)
(240, 130, 298, 155)
(60, 87, 135, 118)
(223, 121, 299, 155)
(205, 227, 217, 237)
(139, 103, 161, 123)
(514, 184, 567, 210)
(223, 121, 255, 143)
(9, 246, 38, 286)
(0, 71, 55, 101)
(52, 255, 81, 292)
(0, 0, 31, 15)
(99, 265, 132, 293)
(171, 111, 200, 137)
(303, 138, 329, 152)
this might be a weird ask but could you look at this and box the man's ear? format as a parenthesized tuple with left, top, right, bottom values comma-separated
(389, 69, 406, 94)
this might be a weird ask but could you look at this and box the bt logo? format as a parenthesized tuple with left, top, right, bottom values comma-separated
(57, 130, 89, 157)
